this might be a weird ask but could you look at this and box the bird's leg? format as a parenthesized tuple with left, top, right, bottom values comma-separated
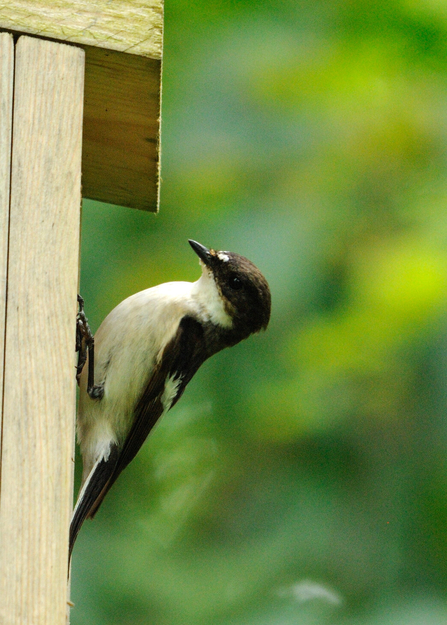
(76, 295, 89, 380)
(76, 295, 103, 399)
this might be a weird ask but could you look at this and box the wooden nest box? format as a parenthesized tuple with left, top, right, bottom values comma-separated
(0, 2, 163, 623)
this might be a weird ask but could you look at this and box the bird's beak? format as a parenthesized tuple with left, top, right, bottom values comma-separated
(189, 240, 212, 267)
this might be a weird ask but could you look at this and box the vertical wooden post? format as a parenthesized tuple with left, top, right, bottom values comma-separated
(0, 37, 84, 624)
(0, 3, 162, 621)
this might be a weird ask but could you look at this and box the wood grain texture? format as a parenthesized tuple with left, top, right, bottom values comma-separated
(0, 33, 13, 460)
(0, 0, 163, 59)
(82, 45, 161, 211)
(0, 36, 84, 625)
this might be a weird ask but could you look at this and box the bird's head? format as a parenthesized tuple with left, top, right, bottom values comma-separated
(189, 239, 271, 341)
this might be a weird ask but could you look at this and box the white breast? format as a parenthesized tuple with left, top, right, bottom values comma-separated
(77, 282, 191, 473)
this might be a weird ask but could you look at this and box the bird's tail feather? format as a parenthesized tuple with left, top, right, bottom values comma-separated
(69, 444, 119, 558)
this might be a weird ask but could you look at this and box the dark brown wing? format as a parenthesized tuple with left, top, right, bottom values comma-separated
(70, 317, 209, 555)
(88, 316, 208, 519)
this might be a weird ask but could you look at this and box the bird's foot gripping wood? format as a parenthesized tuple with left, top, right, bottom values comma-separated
(76, 295, 91, 381)
(76, 295, 104, 399)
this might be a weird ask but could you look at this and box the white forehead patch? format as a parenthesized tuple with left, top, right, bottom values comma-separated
(217, 252, 230, 262)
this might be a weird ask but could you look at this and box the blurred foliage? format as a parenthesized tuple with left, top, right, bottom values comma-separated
(72, 0, 447, 623)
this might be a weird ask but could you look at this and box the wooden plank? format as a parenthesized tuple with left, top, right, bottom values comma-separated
(0, 0, 163, 59)
(0, 36, 84, 625)
(82, 45, 161, 211)
(0, 33, 13, 460)
(0, 0, 163, 212)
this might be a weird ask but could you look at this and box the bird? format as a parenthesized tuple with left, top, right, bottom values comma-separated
(70, 239, 271, 555)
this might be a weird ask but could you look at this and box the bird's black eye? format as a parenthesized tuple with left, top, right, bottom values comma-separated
(229, 275, 243, 290)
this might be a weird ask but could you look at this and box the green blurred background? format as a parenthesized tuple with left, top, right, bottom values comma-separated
(71, 1, 447, 623)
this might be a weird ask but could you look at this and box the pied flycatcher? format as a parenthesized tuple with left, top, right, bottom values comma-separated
(70, 240, 271, 554)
